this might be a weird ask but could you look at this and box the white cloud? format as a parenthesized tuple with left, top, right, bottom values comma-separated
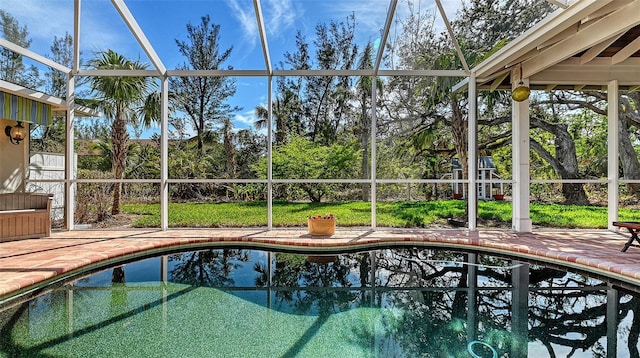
(320, 0, 389, 37)
(320, 0, 463, 46)
(233, 109, 259, 129)
(2, 0, 146, 64)
(225, 0, 258, 50)
(1, 0, 73, 44)
(264, 0, 299, 38)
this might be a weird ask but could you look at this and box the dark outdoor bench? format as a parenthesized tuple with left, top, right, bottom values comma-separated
(613, 222, 640, 252)
(0, 193, 53, 242)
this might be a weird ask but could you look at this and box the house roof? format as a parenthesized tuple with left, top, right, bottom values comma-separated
(455, 0, 640, 92)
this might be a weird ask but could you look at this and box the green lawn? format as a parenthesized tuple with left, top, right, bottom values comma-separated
(122, 200, 640, 229)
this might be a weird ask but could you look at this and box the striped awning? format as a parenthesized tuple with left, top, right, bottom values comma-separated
(0, 91, 52, 126)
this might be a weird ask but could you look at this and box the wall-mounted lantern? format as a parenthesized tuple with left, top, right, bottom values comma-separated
(4, 121, 28, 145)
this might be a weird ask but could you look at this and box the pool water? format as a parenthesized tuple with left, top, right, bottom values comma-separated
(1, 248, 638, 357)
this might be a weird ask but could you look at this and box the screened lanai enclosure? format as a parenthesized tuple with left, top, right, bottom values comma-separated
(0, 0, 639, 232)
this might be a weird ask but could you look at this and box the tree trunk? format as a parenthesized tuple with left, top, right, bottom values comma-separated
(111, 113, 129, 215)
(450, 99, 468, 219)
(196, 127, 204, 154)
(224, 128, 236, 178)
(451, 107, 468, 175)
(301, 183, 323, 203)
(530, 118, 589, 205)
(554, 124, 588, 205)
(361, 92, 370, 201)
(618, 116, 640, 195)
(275, 102, 288, 145)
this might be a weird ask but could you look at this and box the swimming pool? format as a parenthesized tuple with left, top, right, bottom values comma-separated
(0, 247, 637, 357)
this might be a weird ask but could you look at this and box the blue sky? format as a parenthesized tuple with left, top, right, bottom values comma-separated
(2, 0, 463, 137)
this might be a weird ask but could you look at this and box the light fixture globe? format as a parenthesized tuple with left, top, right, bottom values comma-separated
(511, 81, 530, 102)
(5, 122, 28, 145)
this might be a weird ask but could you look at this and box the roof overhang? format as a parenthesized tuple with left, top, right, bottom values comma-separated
(0, 80, 100, 118)
(455, 0, 640, 93)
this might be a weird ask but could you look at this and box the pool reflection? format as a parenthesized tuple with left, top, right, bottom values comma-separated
(1, 248, 637, 357)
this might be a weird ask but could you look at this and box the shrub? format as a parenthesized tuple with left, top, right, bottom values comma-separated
(75, 169, 112, 223)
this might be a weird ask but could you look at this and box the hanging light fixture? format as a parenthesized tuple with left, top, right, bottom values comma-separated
(4, 121, 28, 145)
(511, 63, 530, 102)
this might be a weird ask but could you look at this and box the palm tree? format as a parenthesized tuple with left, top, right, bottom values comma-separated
(88, 50, 158, 215)
(254, 88, 301, 145)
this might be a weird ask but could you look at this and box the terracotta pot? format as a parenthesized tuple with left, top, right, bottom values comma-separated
(307, 218, 336, 236)
(494, 194, 505, 201)
(453, 193, 463, 200)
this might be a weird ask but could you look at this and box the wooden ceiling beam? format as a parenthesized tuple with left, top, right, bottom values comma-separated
(612, 36, 640, 64)
(522, 0, 640, 78)
(580, 33, 624, 64)
(490, 72, 509, 92)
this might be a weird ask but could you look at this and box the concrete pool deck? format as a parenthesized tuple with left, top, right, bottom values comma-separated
(2, 228, 640, 301)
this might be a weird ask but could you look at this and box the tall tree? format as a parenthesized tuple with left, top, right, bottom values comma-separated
(530, 109, 589, 205)
(456, 0, 555, 54)
(45, 33, 74, 97)
(617, 92, 640, 195)
(384, 0, 555, 199)
(281, 32, 310, 137)
(0, 10, 42, 89)
(453, 1, 598, 205)
(88, 50, 158, 215)
(307, 15, 358, 144)
(32, 32, 76, 153)
(457, 1, 606, 205)
(383, 6, 463, 173)
(551, 90, 640, 196)
(453, 0, 554, 168)
(282, 15, 359, 146)
(221, 117, 236, 178)
(170, 15, 239, 154)
(353, 41, 382, 201)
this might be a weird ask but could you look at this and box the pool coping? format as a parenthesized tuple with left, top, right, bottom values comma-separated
(1, 228, 639, 304)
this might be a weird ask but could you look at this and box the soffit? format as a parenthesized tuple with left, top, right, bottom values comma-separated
(0, 80, 100, 118)
(469, 0, 640, 92)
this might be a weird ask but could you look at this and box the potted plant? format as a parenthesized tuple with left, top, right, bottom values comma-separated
(307, 213, 336, 236)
